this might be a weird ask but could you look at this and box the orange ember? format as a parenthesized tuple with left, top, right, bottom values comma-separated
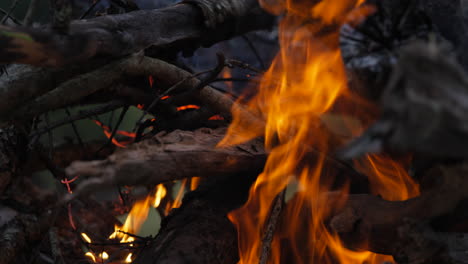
(176, 105, 201, 111)
(208, 115, 225, 121)
(221, 0, 418, 264)
(93, 120, 135, 148)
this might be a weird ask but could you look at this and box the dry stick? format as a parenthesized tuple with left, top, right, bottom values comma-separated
(14, 56, 134, 121)
(0, 0, 273, 67)
(123, 56, 263, 125)
(260, 189, 286, 264)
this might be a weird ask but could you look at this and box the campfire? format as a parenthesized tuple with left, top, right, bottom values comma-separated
(0, 0, 468, 263)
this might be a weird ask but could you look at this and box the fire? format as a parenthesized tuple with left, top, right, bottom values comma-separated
(109, 194, 153, 243)
(190, 177, 201, 191)
(221, 0, 418, 264)
(125, 253, 133, 263)
(171, 179, 187, 209)
(153, 184, 167, 208)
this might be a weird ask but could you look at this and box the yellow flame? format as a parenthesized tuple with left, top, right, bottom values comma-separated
(172, 179, 187, 209)
(125, 253, 133, 263)
(99, 251, 109, 260)
(153, 184, 167, 208)
(85, 252, 96, 263)
(81, 233, 92, 244)
(111, 195, 153, 243)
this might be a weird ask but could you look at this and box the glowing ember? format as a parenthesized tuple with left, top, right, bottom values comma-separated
(93, 120, 136, 148)
(176, 105, 201, 111)
(153, 184, 167, 208)
(208, 115, 225, 121)
(221, 0, 418, 263)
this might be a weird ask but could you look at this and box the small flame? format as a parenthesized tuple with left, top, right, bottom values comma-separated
(148, 76, 155, 88)
(190, 177, 201, 191)
(176, 105, 201, 111)
(81, 233, 92, 243)
(137, 104, 145, 109)
(99, 251, 109, 260)
(85, 252, 96, 263)
(110, 195, 152, 243)
(172, 179, 187, 209)
(153, 184, 167, 208)
(161, 95, 170, 100)
(125, 253, 133, 263)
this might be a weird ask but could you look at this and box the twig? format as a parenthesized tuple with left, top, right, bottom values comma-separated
(44, 113, 54, 160)
(13, 56, 133, 121)
(241, 35, 267, 70)
(133, 69, 211, 131)
(0, 7, 21, 25)
(259, 189, 286, 264)
(1, 0, 21, 24)
(226, 59, 264, 75)
(30, 100, 125, 139)
(80, 0, 102, 19)
(65, 108, 85, 148)
(95, 105, 129, 154)
(23, 0, 39, 26)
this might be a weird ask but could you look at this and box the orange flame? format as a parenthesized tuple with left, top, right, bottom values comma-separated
(171, 179, 187, 209)
(190, 177, 201, 191)
(109, 194, 153, 243)
(221, 1, 418, 263)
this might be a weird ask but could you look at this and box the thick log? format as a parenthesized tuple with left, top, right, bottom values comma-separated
(65, 127, 266, 197)
(329, 163, 468, 262)
(0, 0, 274, 67)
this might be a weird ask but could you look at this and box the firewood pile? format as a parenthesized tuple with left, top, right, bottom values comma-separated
(1, 0, 468, 263)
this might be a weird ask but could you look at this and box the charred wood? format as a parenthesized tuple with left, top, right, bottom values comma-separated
(339, 40, 468, 159)
(134, 171, 259, 264)
(329, 163, 468, 262)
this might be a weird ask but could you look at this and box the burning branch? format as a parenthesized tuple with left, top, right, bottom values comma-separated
(65, 128, 266, 197)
